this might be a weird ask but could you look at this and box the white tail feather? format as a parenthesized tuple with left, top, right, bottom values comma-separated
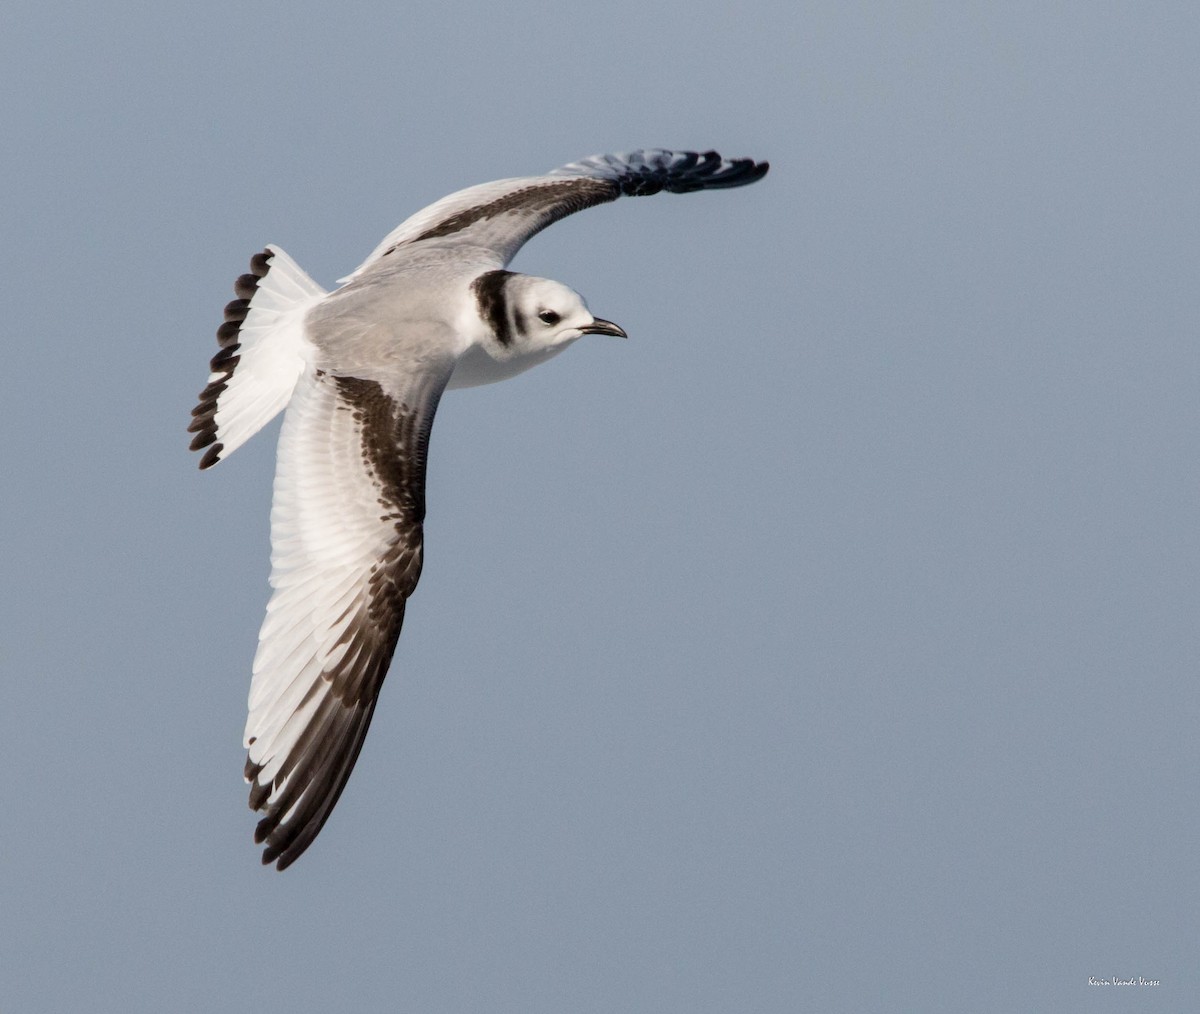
(189, 245, 326, 468)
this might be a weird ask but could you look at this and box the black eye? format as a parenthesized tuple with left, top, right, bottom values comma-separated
(537, 310, 561, 325)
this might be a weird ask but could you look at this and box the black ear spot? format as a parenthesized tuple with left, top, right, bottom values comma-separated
(537, 310, 561, 325)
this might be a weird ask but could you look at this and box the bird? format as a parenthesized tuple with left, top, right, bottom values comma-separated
(189, 148, 769, 870)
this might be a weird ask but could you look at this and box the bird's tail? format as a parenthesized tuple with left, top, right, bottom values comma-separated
(188, 245, 326, 469)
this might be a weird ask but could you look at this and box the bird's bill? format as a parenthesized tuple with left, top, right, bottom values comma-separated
(580, 317, 628, 338)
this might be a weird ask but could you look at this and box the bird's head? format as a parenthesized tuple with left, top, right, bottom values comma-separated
(471, 271, 626, 360)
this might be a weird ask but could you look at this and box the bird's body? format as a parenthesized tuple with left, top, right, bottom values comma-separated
(190, 149, 768, 869)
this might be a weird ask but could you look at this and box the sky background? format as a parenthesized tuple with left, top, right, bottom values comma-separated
(2, 2, 1197, 1011)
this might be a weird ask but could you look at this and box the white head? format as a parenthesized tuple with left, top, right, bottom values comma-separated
(471, 270, 626, 361)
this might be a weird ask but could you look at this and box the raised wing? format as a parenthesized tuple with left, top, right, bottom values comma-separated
(243, 363, 450, 870)
(344, 148, 769, 278)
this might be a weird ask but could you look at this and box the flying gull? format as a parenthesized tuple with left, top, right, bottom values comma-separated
(189, 148, 769, 869)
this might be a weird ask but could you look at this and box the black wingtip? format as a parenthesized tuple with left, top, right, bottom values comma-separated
(631, 149, 769, 195)
(695, 154, 769, 190)
(553, 148, 770, 197)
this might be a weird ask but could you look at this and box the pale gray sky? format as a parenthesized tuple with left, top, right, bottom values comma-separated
(2, 2, 1197, 1011)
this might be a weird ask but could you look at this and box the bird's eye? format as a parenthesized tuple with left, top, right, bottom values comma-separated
(537, 310, 561, 325)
